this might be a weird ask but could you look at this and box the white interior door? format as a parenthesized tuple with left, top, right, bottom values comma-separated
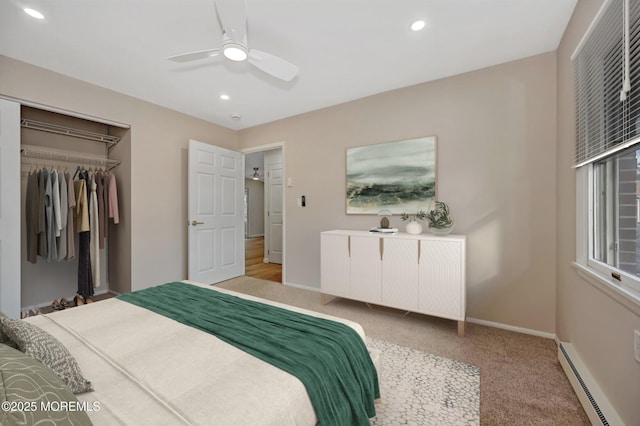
(265, 149, 283, 264)
(188, 140, 244, 283)
(0, 99, 21, 318)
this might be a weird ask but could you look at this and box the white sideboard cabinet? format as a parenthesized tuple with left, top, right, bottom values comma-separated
(320, 230, 466, 336)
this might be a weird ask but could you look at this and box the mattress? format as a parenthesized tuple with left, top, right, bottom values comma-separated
(24, 281, 374, 425)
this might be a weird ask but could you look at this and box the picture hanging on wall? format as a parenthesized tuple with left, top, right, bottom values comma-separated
(346, 136, 436, 214)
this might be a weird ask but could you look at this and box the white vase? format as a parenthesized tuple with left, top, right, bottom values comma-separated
(405, 221, 423, 235)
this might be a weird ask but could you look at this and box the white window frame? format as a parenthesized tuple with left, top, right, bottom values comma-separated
(575, 165, 640, 313)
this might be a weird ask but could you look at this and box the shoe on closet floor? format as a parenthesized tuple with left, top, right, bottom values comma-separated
(74, 295, 84, 306)
(51, 299, 64, 311)
(60, 298, 70, 309)
(84, 296, 94, 304)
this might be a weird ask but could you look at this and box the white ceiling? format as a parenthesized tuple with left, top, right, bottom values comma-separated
(0, 0, 577, 131)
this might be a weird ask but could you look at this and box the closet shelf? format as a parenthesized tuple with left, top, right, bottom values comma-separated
(20, 145, 120, 170)
(21, 118, 120, 147)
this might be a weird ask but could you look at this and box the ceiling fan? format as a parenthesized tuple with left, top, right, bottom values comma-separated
(167, 0, 299, 82)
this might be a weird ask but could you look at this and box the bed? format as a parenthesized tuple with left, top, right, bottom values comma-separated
(1, 280, 380, 425)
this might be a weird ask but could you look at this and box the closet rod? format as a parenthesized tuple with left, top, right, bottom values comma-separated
(20, 145, 120, 170)
(21, 118, 120, 146)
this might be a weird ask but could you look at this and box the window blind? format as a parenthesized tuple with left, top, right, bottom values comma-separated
(574, 0, 640, 167)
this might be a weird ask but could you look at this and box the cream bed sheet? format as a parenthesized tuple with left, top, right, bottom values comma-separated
(25, 281, 368, 425)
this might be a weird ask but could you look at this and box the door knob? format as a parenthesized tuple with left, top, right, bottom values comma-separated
(191, 220, 204, 226)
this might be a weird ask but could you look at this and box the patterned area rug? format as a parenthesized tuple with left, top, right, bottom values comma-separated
(367, 338, 480, 425)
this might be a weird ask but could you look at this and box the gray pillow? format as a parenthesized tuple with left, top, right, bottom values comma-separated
(0, 312, 17, 348)
(0, 344, 93, 425)
(0, 318, 92, 394)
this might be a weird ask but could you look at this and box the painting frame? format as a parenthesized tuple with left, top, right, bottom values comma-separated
(346, 136, 437, 214)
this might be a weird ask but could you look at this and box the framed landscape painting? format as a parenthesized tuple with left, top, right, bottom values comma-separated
(346, 136, 436, 214)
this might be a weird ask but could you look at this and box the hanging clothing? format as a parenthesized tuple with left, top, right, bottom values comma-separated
(74, 178, 89, 233)
(77, 230, 93, 297)
(107, 172, 120, 224)
(65, 170, 76, 261)
(36, 170, 47, 259)
(56, 171, 68, 261)
(25, 171, 39, 264)
(52, 170, 62, 237)
(96, 171, 106, 249)
(76, 171, 93, 297)
(22, 164, 120, 295)
(43, 168, 57, 262)
(89, 173, 100, 288)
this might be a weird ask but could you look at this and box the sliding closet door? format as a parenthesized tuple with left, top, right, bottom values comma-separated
(0, 99, 21, 318)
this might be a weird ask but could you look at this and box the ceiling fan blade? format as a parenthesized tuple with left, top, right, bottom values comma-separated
(214, 0, 247, 44)
(248, 49, 299, 82)
(167, 49, 221, 63)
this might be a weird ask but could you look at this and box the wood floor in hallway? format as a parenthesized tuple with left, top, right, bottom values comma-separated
(245, 237, 282, 283)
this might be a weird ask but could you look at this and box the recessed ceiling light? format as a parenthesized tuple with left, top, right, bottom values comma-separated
(24, 8, 45, 19)
(411, 20, 426, 31)
(220, 94, 230, 100)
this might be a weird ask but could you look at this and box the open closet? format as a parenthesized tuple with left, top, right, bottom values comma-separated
(12, 103, 130, 317)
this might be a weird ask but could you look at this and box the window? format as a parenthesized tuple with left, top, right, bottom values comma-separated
(589, 146, 640, 295)
(574, 0, 640, 302)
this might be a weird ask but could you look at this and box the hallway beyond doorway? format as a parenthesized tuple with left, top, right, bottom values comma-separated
(245, 237, 282, 283)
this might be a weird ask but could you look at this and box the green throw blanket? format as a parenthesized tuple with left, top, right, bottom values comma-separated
(117, 282, 379, 425)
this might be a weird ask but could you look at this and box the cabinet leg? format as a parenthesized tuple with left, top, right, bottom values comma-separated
(457, 320, 465, 337)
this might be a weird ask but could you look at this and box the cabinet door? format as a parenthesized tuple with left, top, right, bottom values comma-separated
(350, 236, 382, 303)
(419, 239, 464, 320)
(321, 234, 350, 297)
(382, 238, 419, 311)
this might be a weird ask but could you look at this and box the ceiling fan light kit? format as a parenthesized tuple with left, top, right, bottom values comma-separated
(223, 43, 248, 62)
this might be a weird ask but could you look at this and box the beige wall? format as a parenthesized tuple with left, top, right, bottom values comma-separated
(0, 55, 237, 292)
(245, 178, 265, 237)
(556, 1, 640, 423)
(239, 52, 558, 333)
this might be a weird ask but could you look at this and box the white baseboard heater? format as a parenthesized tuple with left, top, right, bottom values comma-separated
(558, 342, 623, 425)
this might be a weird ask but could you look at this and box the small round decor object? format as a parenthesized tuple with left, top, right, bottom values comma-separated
(380, 216, 390, 228)
(405, 221, 423, 235)
(378, 209, 392, 229)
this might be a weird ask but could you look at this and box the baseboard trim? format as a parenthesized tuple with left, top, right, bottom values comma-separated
(280, 287, 557, 340)
(558, 342, 623, 426)
(466, 317, 556, 340)
(282, 281, 318, 292)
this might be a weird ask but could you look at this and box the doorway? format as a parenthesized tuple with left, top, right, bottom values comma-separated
(242, 144, 284, 284)
(245, 236, 282, 282)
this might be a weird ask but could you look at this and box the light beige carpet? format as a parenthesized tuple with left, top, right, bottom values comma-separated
(217, 276, 590, 425)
